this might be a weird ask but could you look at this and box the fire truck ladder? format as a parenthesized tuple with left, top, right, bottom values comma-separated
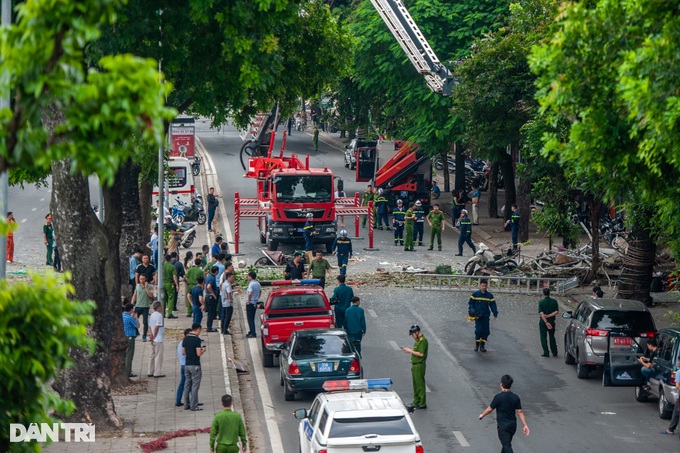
(414, 274, 575, 295)
(370, 0, 455, 96)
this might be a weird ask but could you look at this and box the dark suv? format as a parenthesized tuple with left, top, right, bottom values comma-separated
(635, 327, 680, 419)
(562, 299, 656, 379)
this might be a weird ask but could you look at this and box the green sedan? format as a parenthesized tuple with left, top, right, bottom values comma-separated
(279, 328, 363, 401)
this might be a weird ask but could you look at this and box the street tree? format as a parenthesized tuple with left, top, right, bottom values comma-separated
(1, 0, 173, 429)
(530, 0, 680, 303)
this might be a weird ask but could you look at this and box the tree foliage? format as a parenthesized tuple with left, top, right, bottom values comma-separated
(0, 273, 95, 452)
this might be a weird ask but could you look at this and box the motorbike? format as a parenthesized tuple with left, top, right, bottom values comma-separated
(171, 196, 206, 225)
(191, 155, 201, 176)
(166, 221, 197, 249)
(599, 214, 626, 248)
(465, 242, 518, 275)
(433, 155, 455, 173)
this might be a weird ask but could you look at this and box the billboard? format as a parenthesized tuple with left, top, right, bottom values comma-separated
(170, 125, 195, 159)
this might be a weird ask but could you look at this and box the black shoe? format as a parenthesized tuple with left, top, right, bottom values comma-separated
(186, 314, 192, 317)
(480, 346, 487, 353)
(541, 353, 550, 357)
(167, 315, 178, 319)
(427, 247, 433, 251)
(207, 329, 218, 332)
(191, 407, 203, 411)
(184, 406, 191, 410)
(386, 227, 391, 231)
(414, 405, 427, 410)
(147, 374, 154, 377)
(455, 253, 463, 256)
(154, 375, 166, 378)
(474, 343, 479, 352)
(418, 243, 424, 246)
(438, 247, 442, 251)
(128, 373, 137, 378)
(553, 352, 558, 357)
(175, 402, 183, 407)
(223, 331, 232, 335)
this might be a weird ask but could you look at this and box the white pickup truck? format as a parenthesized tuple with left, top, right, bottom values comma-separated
(293, 379, 424, 453)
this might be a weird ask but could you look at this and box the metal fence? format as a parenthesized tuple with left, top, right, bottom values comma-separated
(414, 274, 576, 295)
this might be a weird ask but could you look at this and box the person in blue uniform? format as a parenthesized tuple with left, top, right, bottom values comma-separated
(375, 189, 390, 230)
(505, 204, 520, 252)
(456, 210, 476, 256)
(468, 280, 498, 352)
(332, 230, 353, 275)
(303, 212, 316, 252)
(391, 199, 406, 246)
(412, 200, 425, 246)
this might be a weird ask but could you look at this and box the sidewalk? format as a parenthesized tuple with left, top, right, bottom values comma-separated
(45, 141, 248, 453)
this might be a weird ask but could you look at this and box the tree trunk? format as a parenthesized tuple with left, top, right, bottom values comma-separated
(441, 149, 450, 193)
(617, 209, 655, 305)
(500, 151, 516, 223)
(119, 160, 145, 301)
(340, 130, 346, 138)
(139, 178, 153, 248)
(488, 162, 499, 218)
(516, 176, 531, 243)
(454, 142, 466, 192)
(50, 161, 123, 430)
(586, 197, 602, 284)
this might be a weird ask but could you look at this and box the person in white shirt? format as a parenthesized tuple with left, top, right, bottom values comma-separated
(148, 302, 165, 378)
(220, 272, 236, 335)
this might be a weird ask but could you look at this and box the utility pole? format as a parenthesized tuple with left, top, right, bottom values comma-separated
(0, 0, 12, 280)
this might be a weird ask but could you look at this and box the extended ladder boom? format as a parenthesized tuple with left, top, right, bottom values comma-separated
(370, 0, 454, 96)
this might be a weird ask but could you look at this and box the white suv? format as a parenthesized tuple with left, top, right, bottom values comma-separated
(293, 379, 424, 453)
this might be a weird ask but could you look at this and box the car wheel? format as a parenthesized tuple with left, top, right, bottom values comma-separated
(268, 233, 279, 251)
(284, 380, 295, 401)
(564, 337, 576, 365)
(262, 350, 274, 368)
(659, 389, 673, 419)
(635, 385, 649, 402)
(576, 353, 589, 379)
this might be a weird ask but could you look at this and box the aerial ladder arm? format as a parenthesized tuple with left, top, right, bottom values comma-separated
(370, 0, 454, 96)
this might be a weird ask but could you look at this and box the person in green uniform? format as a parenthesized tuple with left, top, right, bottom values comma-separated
(313, 126, 319, 151)
(402, 324, 428, 410)
(185, 258, 204, 317)
(538, 288, 559, 357)
(306, 250, 332, 289)
(162, 254, 179, 318)
(404, 202, 416, 251)
(426, 203, 445, 251)
(360, 185, 374, 228)
(43, 213, 54, 265)
(331, 274, 354, 330)
(209, 394, 247, 453)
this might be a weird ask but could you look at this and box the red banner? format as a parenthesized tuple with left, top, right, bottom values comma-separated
(170, 126, 195, 158)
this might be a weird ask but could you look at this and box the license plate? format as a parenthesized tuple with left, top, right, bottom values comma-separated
(317, 362, 333, 373)
(614, 337, 632, 345)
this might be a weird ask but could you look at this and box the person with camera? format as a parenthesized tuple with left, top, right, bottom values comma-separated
(182, 323, 206, 411)
(468, 280, 498, 352)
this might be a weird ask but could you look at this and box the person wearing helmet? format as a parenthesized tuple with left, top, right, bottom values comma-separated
(456, 210, 476, 256)
(402, 325, 428, 410)
(303, 213, 316, 252)
(426, 204, 445, 251)
(403, 202, 416, 251)
(331, 230, 353, 275)
(412, 200, 425, 246)
(375, 189, 390, 230)
(392, 199, 406, 246)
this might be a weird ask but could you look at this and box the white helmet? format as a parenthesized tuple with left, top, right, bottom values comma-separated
(306, 213, 313, 219)
(415, 200, 422, 207)
(397, 199, 403, 204)
(339, 230, 348, 237)
(378, 188, 383, 194)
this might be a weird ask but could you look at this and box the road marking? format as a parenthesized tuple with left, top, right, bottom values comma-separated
(367, 309, 378, 318)
(40, 198, 45, 202)
(452, 431, 470, 447)
(21, 218, 27, 223)
(389, 340, 401, 351)
(601, 412, 616, 415)
(218, 329, 232, 394)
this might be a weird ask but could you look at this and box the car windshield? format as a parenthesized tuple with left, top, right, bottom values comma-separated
(293, 334, 351, 358)
(591, 311, 656, 332)
(275, 175, 332, 202)
(356, 140, 378, 148)
(329, 416, 413, 438)
(270, 294, 326, 310)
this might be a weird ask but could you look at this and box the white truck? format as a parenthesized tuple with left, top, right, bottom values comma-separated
(293, 379, 424, 453)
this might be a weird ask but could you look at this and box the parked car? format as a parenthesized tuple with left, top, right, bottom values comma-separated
(279, 328, 362, 401)
(260, 287, 335, 368)
(344, 138, 378, 170)
(562, 298, 656, 379)
(293, 378, 424, 453)
(635, 327, 680, 419)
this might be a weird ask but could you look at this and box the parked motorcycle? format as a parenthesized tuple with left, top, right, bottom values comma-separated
(465, 242, 518, 275)
(171, 196, 206, 225)
(191, 155, 201, 176)
(599, 214, 626, 248)
(166, 222, 197, 249)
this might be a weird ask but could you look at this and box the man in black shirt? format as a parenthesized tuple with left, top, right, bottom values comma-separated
(135, 254, 156, 285)
(284, 252, 305, 280)
(479, 375, 530, 453)
(182, 323, 205, 411)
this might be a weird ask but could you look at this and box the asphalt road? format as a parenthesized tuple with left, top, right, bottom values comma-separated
(199, 123, 680, 453)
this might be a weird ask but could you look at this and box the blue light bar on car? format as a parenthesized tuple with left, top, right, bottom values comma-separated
(322, 378, 393, 392)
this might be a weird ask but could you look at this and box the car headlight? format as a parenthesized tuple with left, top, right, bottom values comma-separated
(324, 227, 336, 232)
(272, 227, 285, 233)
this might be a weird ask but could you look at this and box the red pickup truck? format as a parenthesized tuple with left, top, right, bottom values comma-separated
(260, 286, 335, 367)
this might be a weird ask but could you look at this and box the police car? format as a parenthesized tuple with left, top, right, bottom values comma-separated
(293, 379, 424, 453)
